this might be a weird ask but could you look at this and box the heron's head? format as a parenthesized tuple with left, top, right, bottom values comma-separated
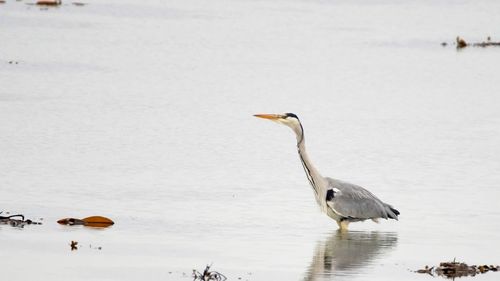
(254, 113, 304, 141)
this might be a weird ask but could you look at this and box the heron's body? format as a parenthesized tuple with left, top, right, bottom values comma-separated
(254, 113, 399, 230)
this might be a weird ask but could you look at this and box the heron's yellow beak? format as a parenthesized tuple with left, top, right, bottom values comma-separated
(253, 114, 283, 120)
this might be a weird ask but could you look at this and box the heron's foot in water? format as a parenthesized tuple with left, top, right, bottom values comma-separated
(336, 220, 350, 231)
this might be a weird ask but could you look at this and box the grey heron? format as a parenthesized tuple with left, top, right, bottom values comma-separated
(254, 113, 400, 230)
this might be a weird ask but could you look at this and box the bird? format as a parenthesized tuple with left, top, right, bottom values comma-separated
(254, 113, 399, 230)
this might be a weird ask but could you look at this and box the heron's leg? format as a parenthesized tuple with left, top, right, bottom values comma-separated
(336, 220, 350, 231)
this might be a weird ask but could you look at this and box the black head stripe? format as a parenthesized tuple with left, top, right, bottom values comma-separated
(285, 113, 299, 119)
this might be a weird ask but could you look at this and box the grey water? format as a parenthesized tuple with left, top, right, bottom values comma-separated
(1, 0, 500, 280)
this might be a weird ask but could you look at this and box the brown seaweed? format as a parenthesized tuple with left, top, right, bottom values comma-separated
(416, 259, 499, 278)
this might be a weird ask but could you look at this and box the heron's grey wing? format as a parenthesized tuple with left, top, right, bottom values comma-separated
(325, 177, 398, 220)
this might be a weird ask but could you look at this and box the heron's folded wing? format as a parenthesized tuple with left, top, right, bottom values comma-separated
(326, 177, 390, 219)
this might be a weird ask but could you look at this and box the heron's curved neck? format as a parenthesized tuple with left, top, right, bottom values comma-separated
(294, 124, 325, 197)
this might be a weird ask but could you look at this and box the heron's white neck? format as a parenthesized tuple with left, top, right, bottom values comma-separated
(293, 123, 328, 210)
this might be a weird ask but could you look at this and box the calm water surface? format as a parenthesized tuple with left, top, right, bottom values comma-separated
(1, 0, 500, 280)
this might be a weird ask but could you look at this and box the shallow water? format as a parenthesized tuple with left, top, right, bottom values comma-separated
(1, 0, 500, 280)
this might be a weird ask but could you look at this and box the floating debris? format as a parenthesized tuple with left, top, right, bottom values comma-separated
(0, 212, 43, 228)
(416, 260, 499, 278)
(473, 41, 500, 47)
(36, 0, 61, 5)
(451, 36, 500, 49)
(193, 265, 227, 281)
(70, 241, 78, 251)
(416, 265, 434, 275)
(89, 244, 102, 250)
(70, 242, 104, 251)
(456, 36, 468, 49)
(57, 216, 114, 228)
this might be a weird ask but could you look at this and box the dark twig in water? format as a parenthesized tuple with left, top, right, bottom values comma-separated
(192, 264, 227, 281)
(416, 259, 499, 278)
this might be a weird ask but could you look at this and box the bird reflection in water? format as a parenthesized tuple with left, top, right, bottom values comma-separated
(304, 231, 398, 281)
